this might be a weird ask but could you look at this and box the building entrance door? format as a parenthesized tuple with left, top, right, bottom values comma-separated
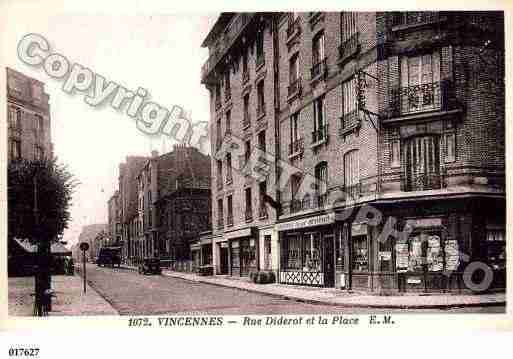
(324, 234, 335, 287)
(220, 246, 229, 274)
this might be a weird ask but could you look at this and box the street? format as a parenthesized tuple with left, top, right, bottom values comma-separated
(80, 264, 505, 315)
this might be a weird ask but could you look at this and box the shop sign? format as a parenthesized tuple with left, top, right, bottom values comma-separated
(407, 277, 422, 284)
(405, 218, 442, 229)
(277, 213, 335, 232)
(379, 251, 391, 261)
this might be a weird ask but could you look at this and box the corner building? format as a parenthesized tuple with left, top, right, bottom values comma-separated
(201, 12, 505, 293)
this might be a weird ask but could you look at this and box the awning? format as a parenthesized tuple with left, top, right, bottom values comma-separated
(13, 238, 72, 256)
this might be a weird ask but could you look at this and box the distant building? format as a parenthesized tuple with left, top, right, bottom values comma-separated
(75, 224, 108, 262)
(107, 191, 121, 246)
(6, 67, 53, 162)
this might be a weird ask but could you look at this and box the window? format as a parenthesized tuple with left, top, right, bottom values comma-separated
(34, 145, 44, 161)
(9, 107, 21, 129)
(9, 139, 21, 160)
(216, 118, 222, 148)
(312, 31, 325, 65)
(352, 235, 368, 271)
(263, 235, 272, 270)
(390, 139, 401, 168)
(34, 115, 44, 134)
(445, 132, 456, 163)
(341, 12, 357, 41)
(303, 233, 322, 272)
(344, 150, 359, 197)
(227, 195, 233, 226)
(289, 53, 300, 85)
(315, 162, 328, 207)
(256, 29, 264, 63)
(243, 94, 250, 127)
(226, 153, 232, 183)
(225, 110, 231, 135)
(257, 80, 265, 117)
(312, 95, 326, 143)
(257, 130, 266, 152)
(217, 198, 224, 227)
(403, 135, 441, 191)
(400, 52, 441, 113)
(289, 112, 302, 155)
(224, 70, 231, 100)
(244, 140, 251, 164)
(284, 235, 301, 270)
(341, 78, 358, 129)
(217, 160, 223, 188)
(245, 187, 253, 221)
(259, 181, 267, 218)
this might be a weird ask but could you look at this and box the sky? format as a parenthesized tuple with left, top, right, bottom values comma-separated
(3, 4, 218, 247)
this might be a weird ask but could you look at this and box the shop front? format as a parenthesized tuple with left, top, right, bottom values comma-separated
(225, 227, 258, 277)
(277, 213, 337, 287)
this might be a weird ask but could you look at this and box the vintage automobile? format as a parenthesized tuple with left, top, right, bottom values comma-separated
(138, 258, 162, 275)
(96, 247, 122, 268)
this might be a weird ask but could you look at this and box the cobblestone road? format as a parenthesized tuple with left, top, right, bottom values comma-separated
(80, 264, 504, 315)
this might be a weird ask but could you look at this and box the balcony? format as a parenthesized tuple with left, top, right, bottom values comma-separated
(338, 32, 360, 65)
(402, 171, 445, 192)
(289, 199, 303, 214)
(311, 124, 328, 147)
(242, 71, 250, 84)
(287, 77, 302, 99)
(242, 114, 251, 129)
(392, 11, 440, 29)
(201, 13, 256, 83)
(310, 58, 328, 81)
(245, 208, 253, 222)
(315, 193, 328, 208)
(256, 104, 266, 120)
(227, 214, 234, 227)
(255, 54, 265, 71)
(288, 138, 304, 158)
(387, 80, 455, 118)
(339, 110, 361, 137)
(286, 16, 301, 41)
(259, 205, 268, 220)
(344, 183, 361, 201)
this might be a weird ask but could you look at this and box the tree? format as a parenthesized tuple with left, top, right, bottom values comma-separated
(8, 158, 78, 243)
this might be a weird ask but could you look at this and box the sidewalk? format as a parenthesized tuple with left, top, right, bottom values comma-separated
(8, 274, 118, 316)
(156, 269, 505, 309)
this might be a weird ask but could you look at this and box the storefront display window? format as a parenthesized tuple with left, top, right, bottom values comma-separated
(352, 235, 368, 271)
(285, 235, 301, 270)
(395, 231, 448, 272)
(302, 233, 321, 272)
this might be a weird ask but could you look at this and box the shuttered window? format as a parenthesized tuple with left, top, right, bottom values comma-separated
(403, 136, 441, 191)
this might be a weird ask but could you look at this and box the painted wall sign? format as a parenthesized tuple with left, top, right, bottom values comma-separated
(277, 213, 335, 232)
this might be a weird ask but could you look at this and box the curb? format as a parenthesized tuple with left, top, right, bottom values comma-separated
(159, 271, 506, 310)
(75, 267, 120, 315)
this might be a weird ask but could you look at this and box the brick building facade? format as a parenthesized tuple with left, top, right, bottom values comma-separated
(7, 68, 53, 162)
(107, 191, 121, 246)
(201, 12, 505, 293)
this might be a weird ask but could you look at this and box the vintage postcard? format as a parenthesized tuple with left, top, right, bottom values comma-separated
(1, 0, 512, 348)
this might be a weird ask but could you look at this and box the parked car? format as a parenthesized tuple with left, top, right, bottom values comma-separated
(138, 258, 162, 275)
(97, 247, 122, 268)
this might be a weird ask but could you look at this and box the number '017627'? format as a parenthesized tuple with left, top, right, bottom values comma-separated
(8, 348, 40, 357)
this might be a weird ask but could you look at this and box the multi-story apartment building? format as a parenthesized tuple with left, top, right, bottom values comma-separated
(107, 191, 122, 246)
(131, 145, 211, 264)
(118, 156, 148, 264)
(7, 68, 53, 163)
(201, 12, 505, 293)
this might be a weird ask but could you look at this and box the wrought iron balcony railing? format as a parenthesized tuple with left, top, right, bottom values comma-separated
(402, 171, 445, 192)
(289, 199, 303, 214)
(311, 124, 328, 145)
(201, 13, 255, 82)
(256, 104, 266, 119)
(287, 16, 301, 39)
(388, 80, 455, 118)
(288, 138, 304, 157)
(392, 11, 440, 27)
(310, 57, 328, 80)
(339, 110, 360, 133)
(315, 193, 328, 208)
(242, 71, 250, 84)
(339, 32, 359, 63)
(242, 114, 251, 129)
(256, 54, 265, 70)
(288, 77, 302, 98)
